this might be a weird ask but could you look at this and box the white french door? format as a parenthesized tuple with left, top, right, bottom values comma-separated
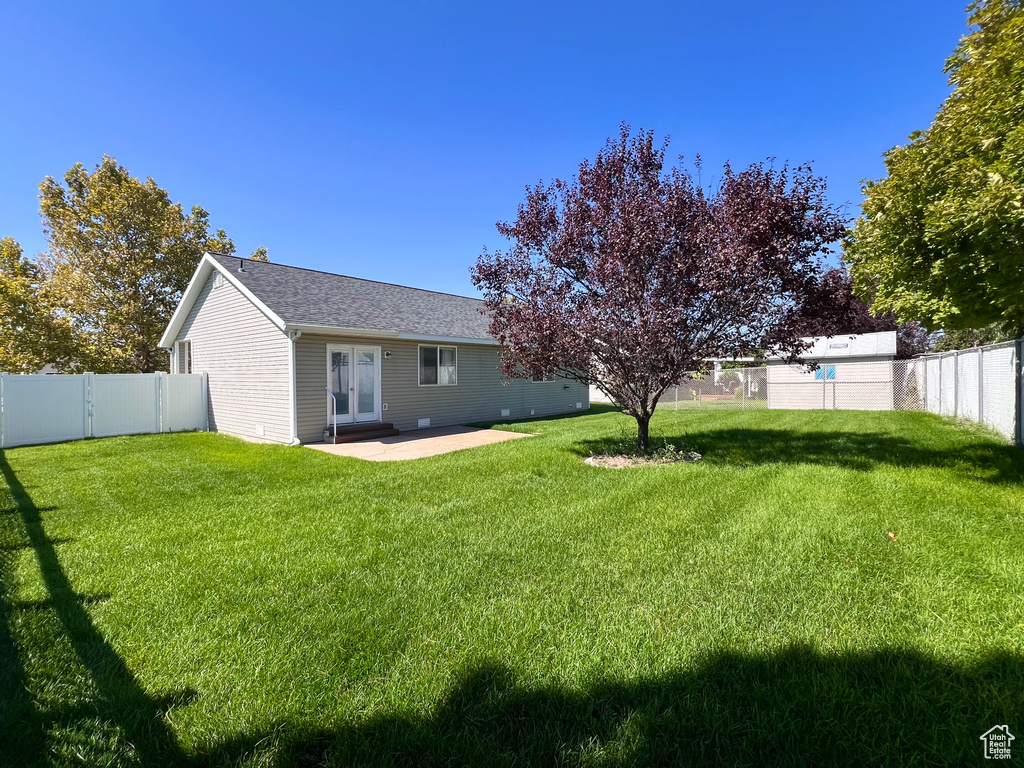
(327, 345, 381, 424)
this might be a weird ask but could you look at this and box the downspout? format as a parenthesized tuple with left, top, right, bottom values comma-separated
(288, 329, 303, 445)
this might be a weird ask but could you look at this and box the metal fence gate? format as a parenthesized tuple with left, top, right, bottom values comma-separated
(661, 367, 770, 410)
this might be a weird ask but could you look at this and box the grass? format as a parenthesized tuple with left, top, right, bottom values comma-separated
(655, 398, 768, 410)
(1, 405, 1022, 766)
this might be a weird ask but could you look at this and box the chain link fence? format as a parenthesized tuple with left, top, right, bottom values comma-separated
(660, 367, 768, 410)
(654, 341, 1022, 443)
(660, 361, 918, 412)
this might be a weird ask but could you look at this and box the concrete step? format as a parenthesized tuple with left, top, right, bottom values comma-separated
(323, 424, 399, 444)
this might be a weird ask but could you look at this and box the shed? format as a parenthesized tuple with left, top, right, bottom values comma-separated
(766, 331, 897, 410)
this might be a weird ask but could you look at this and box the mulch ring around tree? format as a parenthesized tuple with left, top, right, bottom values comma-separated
(585, 451, 702, 469)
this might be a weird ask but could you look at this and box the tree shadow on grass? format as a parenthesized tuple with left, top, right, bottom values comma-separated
(205, 647, 1023, 767)
(2, 450, 1021, 767)
(574, 427, 1024, 485)
(468, 403, 623, 431)
(0, 452, 194, 767)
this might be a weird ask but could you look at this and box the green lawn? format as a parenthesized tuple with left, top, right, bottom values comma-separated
(656, 397, 768, 410)
(1, 406, 1022, 766)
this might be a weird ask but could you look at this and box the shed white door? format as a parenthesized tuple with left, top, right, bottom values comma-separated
(327, 345, 381, 424)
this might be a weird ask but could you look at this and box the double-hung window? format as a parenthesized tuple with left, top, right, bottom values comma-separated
(419, 345, 457, 386)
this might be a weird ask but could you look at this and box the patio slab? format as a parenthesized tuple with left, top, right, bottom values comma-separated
(304, 425, 532, 461)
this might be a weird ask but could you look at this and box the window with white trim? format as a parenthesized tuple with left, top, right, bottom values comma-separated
(530, 369, 556, 383)
(174, 340, 192, 374)
(419, 345, 457, 386)
(814, 364, 836, 381)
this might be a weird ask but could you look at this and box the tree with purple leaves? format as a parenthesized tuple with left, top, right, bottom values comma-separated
(802, 267, 932, 359)
(471, 125, 848, 453)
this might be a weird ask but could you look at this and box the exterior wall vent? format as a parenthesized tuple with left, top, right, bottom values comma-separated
(500, 408, 510, 418)
(576, 402, 583, 409)
(417, 418, 430, 428)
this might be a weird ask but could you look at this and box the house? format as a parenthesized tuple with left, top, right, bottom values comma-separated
(765, 330, 897, 410)
(158, 253, 589, 444)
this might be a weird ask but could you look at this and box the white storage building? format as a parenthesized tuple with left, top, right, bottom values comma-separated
(766, 331, 897, 410)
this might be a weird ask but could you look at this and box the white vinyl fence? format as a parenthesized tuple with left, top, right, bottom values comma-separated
(0, 372, 208, 448)
(916, 341, 1020, 441)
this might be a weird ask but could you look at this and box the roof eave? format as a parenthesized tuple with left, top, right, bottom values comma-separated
(283, 322, 499, 346)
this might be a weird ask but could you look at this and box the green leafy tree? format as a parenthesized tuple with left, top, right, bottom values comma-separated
(250, 245, 269, 261)
(0, 238, 72, 372)
(931, 323, 1013, 351)
(39, 156, 235, 372)
(846, 0, 1024, 332)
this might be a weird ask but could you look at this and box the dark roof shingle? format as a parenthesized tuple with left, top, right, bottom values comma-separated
(211, 253, 493, 340)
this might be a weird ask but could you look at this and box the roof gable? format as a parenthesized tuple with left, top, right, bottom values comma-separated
(160, 253, 494, 348)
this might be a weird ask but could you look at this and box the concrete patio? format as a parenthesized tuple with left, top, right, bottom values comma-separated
(304, 425, 532, 461)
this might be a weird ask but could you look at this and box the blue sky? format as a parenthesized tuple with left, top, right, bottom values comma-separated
(1, 1, 967, 296)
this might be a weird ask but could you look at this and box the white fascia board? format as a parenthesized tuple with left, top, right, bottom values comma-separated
(159, 255, 215, 348)
(285, 323, 400, 339)
(283, 324, 499, 346)
(158, 253, 287, 348)
(396, 333, 499, 346)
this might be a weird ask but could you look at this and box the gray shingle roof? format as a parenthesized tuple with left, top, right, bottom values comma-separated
(210, 253, 493, 340)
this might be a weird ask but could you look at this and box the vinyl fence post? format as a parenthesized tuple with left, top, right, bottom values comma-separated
(83, 372, 93, 438)
(201, 371, 209, 432)
(953, 351, 959, 417)
(977, 347, 984, 425)
(1015, 340, 1023, 447)
(0, 372, 5, 449)
(921, 358, 927, 412)
(156, 372, 167, 433)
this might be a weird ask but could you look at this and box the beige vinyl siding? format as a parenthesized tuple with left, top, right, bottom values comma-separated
(175, 272, 293, 443)
(295, 334, 589, 442)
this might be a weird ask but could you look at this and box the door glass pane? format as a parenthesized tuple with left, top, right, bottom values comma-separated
(357, 351, 375, 414)
(331, 351, 350, 415)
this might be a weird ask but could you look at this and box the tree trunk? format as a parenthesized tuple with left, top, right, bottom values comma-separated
(636, 413, 651, 455)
